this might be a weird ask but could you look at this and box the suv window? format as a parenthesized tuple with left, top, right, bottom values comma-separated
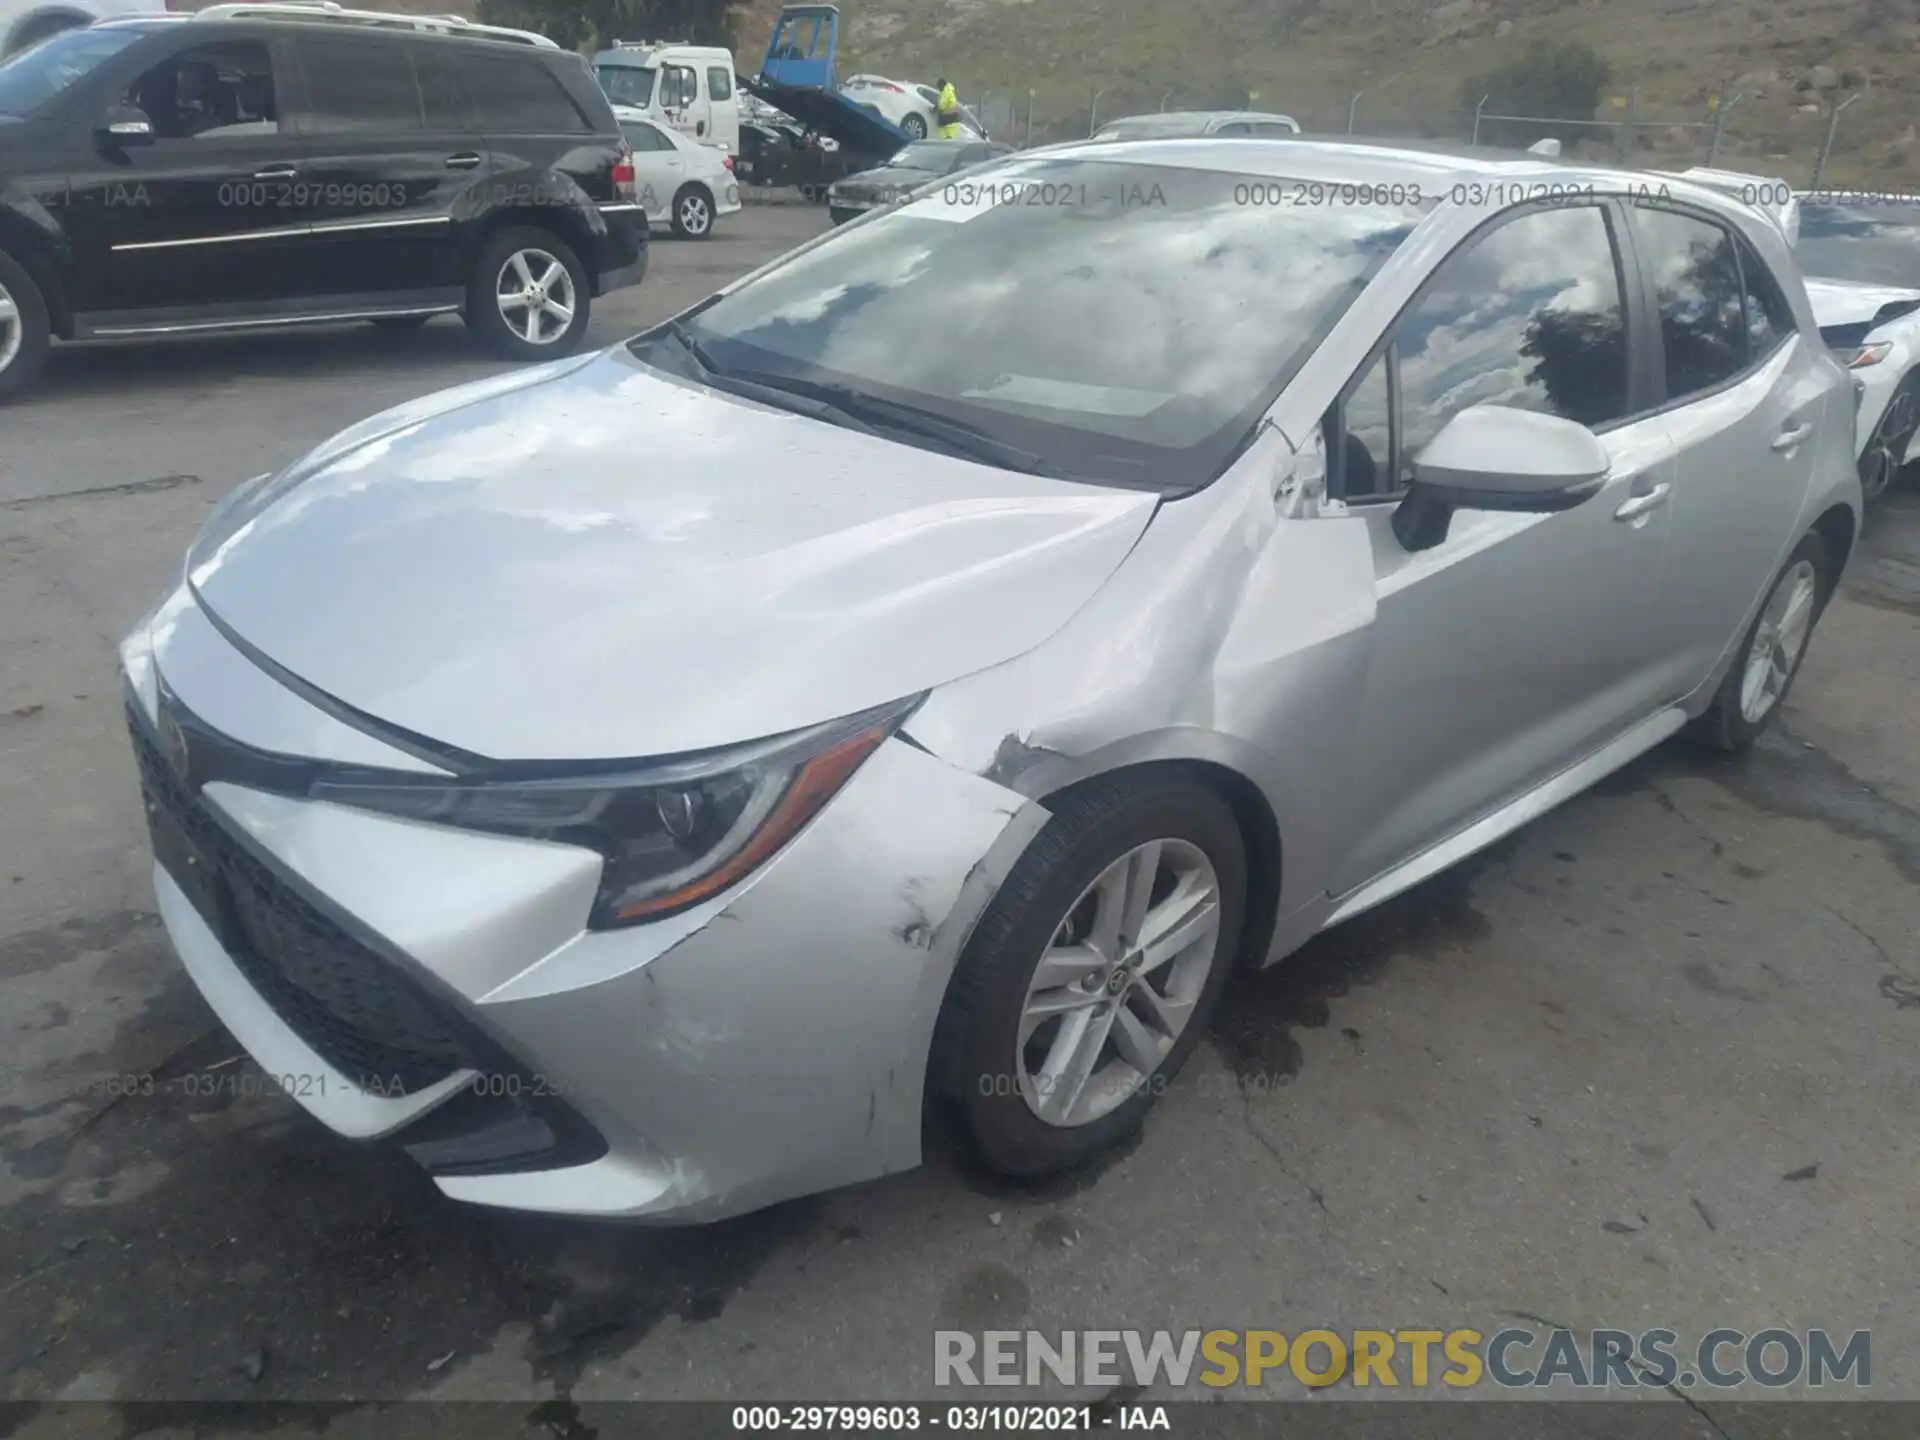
(1251, 120, 1296, 136)
(0, 25, 143, 115)
(122, 40, 281, 140)
(1736, 233, 1796, 358)
(298, 37, 423, 132)
(1628, 207, 1748, 402)
(456, 52, 588, 133)
(1394, 204, 1629, 487)
(707, 66, 732, 101)
(1213, 121, 1251, 135)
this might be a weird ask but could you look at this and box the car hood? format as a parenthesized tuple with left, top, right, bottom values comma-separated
(185, 347, 1159, 762)
(1803, 276, 1920, 329)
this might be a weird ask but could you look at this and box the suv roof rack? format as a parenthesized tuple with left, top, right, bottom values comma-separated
(191, 2, 559, 48)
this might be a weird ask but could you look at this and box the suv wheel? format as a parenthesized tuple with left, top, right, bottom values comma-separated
(671, 184, 715, 239)
(466, 227, 591, 360)
(0, 250, 51, 401)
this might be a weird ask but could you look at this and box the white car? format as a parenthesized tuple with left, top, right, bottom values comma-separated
(0, 0, 163, 58)
(613, 106, 741, 239)
(840, 72, 983, 140)
(1795, 194, 1920, 500)
(1670, 168, 1920, 500)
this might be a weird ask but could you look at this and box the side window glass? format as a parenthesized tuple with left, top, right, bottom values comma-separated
(1396, 204, 1629, 485)
(1213, 121, 1250, 136)
(707, 65, 732, 101)
(1628, 206, 1747, 401)
(124, 40, 280, 140)
(1736, 235, 1796, 358)
(1340, 353, 1393, 500)
(298, 37, 423, 133)
(456, 55, 588, 133)
(417, 49, 467, 130)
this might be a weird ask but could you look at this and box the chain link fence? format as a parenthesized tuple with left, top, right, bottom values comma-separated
(946, 78, 1914, 190)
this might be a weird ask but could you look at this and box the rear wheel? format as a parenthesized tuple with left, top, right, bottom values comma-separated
(1690, 531, 1831, 754)
(671, 184, 715, 238)
(930, 773, 1246, 1176)
(0, 249, 51, 402)
(901, 112, 928, 139)
(464, 227, 591, 361)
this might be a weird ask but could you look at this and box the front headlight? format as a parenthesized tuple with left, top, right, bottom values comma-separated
(310, 695, 921, 928)
(1841, 341, 1894, 369)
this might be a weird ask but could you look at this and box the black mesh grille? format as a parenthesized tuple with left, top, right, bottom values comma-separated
(130, 710, 473, 1094)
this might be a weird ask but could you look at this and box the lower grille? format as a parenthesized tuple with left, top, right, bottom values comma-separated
(130, 709, 472, 1094)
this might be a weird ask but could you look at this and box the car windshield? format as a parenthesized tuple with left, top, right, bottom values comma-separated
(890, 142, 960, 173)
(1796, 201, 1920, 287)
(652, 157, 1431, 491)
(0, 25, 144, 115)
(594, 63, 655, 108)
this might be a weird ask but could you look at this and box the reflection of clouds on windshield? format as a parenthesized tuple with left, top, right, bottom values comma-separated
(695, 161, 1423, 447)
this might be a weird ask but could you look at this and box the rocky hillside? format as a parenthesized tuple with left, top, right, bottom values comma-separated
(733, 0, 1920, 185)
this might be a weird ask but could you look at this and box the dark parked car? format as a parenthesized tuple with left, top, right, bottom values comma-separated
(0, 4, 648, 399)
(825, 137, 1013, 224)
(734, 115, 864, 200)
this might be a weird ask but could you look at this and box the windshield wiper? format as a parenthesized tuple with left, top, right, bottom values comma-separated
(713, 371, 1060, 476)
(650, 326, 1061, 476)
(649, 324, 884, 436)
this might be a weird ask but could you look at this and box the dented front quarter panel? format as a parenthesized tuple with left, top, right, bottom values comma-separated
(432, 738, 1048, 1221)
(903, 432, 1380, 948)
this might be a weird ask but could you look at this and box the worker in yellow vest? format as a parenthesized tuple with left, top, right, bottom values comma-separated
(936, 78, 963, 139)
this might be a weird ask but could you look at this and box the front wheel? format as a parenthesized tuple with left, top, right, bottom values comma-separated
(465, 227, 592, 361)
(930, 773, 1246, 1176)
(0, 249, 52, 401)
(1690, 531, 1831, 754)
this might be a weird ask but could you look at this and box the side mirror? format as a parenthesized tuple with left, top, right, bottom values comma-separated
(96, 105, 154, 147)
(1391, 405, 1610, 553)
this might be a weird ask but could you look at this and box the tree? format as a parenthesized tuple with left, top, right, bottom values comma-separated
(476, 0, 739, 52)
(1462, 40, 1611, 148)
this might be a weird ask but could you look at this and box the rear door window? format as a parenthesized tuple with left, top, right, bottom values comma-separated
(296, 37, 424, 133)
(1735, 234, 1797, 359)
(1627, 206, 1749, 402)
(456, 53, 589, 134)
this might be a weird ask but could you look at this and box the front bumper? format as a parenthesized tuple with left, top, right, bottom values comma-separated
(126, 593, 1044, 1221)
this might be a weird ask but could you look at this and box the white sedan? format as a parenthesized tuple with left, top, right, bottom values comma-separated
(613, 106, 742, 239)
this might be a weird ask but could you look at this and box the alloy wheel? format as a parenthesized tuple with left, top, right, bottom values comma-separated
(678, 192, 713, 236)
(494, 248, 575, 347)
(1016, 839, 1222, 1128)
(0, 279, 20, 376)
(1739, 558, 1819, 724)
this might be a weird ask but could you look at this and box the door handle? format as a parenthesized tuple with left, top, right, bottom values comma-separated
(1613, 481, 1672, 522)
(445, 152, 483, 170)
(252, 166, 298, 180)
(697, 120, 707, 136)
(1771, 422, 1813, 453)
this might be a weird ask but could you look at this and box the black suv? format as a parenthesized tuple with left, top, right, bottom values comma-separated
(0, 6, 647, 398)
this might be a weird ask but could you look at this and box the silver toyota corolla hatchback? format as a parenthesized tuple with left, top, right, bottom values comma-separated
(124, 138, 1861, 1222)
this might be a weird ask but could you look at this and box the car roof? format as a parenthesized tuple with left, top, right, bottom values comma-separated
(1103, 110, 1295, 127)
(1013, 133, 1766, 210)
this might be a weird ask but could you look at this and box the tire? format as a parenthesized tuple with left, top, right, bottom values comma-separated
(670, 184, 715, 239)
(464, 226, 592, 361)
(1689, 531, 1832, 754)
(1860, 372, 1920, 503)
(901, 113, 928, 139)
(368, 314, 431, 331)
(0, 248, 51, 402)
(929, 772, 1247, 1176)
